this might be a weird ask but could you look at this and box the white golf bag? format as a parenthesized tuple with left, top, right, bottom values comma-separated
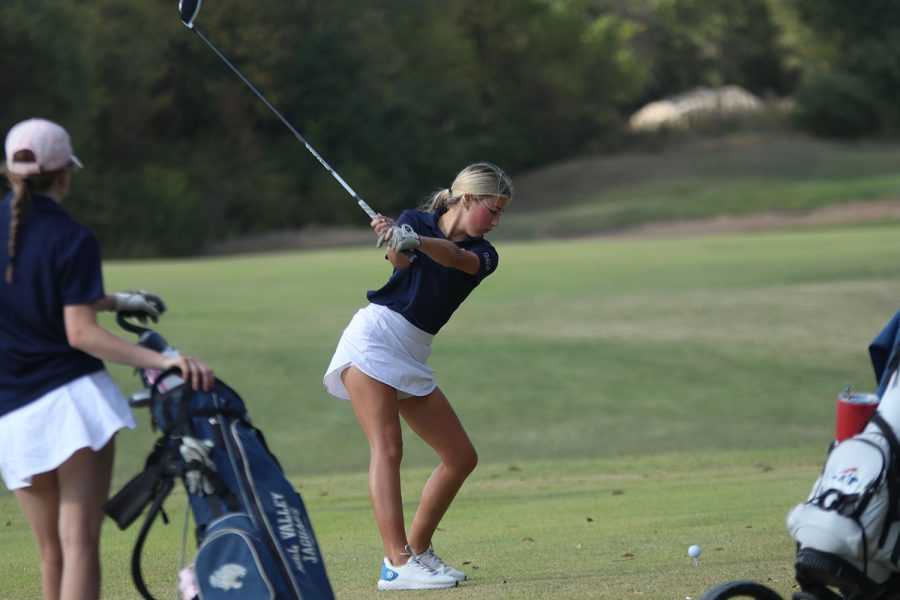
(787, 367, 900, 594)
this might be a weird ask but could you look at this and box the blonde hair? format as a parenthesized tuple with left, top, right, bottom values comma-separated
(420, 162, 514, 212)
(4, 150, 64, 284)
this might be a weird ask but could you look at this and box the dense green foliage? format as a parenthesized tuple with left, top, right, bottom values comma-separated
(634, 0, 794, 99)
(0, 0, 894, 255)
(789, 0, 900, 138)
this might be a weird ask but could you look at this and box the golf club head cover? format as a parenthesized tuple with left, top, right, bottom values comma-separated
(178, 436, 217, 496)
(114, 290, 166, 323)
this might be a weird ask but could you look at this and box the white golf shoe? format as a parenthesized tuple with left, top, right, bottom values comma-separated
(416, 546, 467, 582)
(377, 554, 458, 591)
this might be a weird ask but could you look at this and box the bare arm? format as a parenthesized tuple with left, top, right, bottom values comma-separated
(372, 215, 480, 275)
(64, 304, 214, 390)
(386, 237, 480, 275)
(92, 294, 117, 312)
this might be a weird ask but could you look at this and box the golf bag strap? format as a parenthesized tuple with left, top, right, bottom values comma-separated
(887, 348, 900, 383)
(132, 476, 176, 600)
(870, 412, 900, 551)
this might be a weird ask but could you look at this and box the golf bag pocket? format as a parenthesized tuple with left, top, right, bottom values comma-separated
(787, 420, 900, 584)
(206, 418, 333, 599)
(195, 513, 278, 599)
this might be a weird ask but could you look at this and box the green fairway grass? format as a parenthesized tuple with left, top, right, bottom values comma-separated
(1, 221, 899, 598)
(96, 222, 900, 481)
(0, 448, 833, 599)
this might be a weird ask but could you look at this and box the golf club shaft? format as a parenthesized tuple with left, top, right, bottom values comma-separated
(192, 27, 379, 221)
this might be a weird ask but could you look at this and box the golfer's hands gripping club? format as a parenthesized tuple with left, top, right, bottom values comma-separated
(114, 290, 166, 323)
(373, 216, 421, 253)
(387, 224, 421, 252)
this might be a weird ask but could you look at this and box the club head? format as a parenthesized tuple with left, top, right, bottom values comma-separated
(178, 0, 201, 29)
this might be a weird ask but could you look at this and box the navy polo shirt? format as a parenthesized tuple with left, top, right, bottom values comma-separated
(367, 208, 499, 335)
(0, 192, 105, 417)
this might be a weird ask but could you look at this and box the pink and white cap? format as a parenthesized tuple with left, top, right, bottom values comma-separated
(4, 118, 83, 176)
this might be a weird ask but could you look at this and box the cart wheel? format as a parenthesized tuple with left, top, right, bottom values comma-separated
(700, 579, 785, 600)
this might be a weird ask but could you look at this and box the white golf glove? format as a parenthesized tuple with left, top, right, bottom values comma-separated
(114, 290, 166, 322)
(377, 224, 421, 252)
(178, 436, 217, 496)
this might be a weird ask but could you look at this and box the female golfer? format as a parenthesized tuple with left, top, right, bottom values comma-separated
(324, 162, 513, 591)
(0, 117, 214, 600)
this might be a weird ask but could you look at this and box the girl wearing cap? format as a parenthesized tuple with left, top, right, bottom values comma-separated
(324, 162, 513, 591)
(0, 118, 215, 600)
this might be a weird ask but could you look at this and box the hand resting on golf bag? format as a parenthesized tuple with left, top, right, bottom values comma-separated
(114, 290, 166, 323)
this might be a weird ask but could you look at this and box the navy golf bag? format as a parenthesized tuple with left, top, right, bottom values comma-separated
(104, 316, 334, 600)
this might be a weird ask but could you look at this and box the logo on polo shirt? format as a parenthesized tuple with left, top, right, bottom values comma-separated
(482, 251, 493, 272)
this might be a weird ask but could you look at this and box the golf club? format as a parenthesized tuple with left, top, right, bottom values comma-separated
(177, 0, 415, 259)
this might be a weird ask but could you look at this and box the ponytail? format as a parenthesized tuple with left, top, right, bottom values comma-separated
(419, 162, 513, 213)
(419, 188, 455, 212)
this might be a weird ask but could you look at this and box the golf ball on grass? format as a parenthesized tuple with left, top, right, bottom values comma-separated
(688, 545, 701, 558)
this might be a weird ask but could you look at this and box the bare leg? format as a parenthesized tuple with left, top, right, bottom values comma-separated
(399, 387, 477, 554)
(57, 441, 115, 600)
(15, 473, 63, 600)
(343, 366, 409, 566)
(15, 442, 115, 600)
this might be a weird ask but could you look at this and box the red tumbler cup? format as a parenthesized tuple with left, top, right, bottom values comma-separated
(835, 391, 879, 442)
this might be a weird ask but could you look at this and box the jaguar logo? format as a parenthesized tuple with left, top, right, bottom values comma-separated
(209, 563, 247, 591)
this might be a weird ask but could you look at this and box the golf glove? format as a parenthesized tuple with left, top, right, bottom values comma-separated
(179, 436, 217, 496)
(379, 224, 420, 252)
(114, 290, 166, 322)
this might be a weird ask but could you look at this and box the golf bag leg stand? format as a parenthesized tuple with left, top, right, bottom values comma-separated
(132, 478, 177, 600)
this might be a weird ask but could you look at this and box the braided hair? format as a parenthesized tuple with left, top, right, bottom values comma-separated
(3, 150, 63, 284)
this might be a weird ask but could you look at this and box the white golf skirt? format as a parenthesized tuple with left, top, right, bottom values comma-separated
(324, 303, 436, 401)
(0, 370, 135, 490)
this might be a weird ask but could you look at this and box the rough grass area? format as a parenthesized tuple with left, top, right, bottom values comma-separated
(201, 135, 900, 255)
(500, 134, 900, 240)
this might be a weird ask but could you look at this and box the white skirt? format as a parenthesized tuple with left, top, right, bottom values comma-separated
(324, 303, 436, 401)
(0, 370, 136, 490)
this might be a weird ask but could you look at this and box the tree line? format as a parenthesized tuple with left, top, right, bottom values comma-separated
(2, 0, 897, 256)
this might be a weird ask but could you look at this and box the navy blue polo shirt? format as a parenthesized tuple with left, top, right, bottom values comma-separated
(367, 208, 499, 334)
(0, 192, 105, 417)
